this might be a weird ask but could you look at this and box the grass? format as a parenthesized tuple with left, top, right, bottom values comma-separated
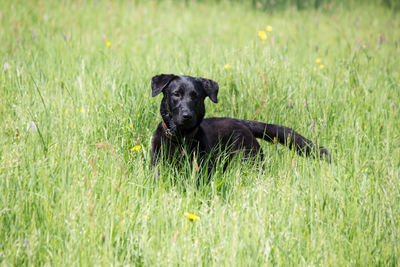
(1, 0, 400, 265)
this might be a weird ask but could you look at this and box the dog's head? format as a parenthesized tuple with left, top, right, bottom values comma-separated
(151, 74, 219, 135)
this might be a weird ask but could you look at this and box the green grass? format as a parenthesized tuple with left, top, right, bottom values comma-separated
(1, 0, 400, 265)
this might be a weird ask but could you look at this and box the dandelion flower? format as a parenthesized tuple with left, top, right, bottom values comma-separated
(313, 67, 317, 72)
(129, 123, 133, 129)
(79, 108, 85, 113)
(266, 25, 273, 32)
(224, 64, 232, 69)
(131, 145, 142, 151)
(106, 42, 111, 46)
(319, 64, 325, 69)
(257, 30, 267, 44)
(184, 212, 200, 221)
(65, 108, 69, 115)
(315, 58, 321, 63)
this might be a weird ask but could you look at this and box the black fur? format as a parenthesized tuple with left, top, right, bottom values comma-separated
(151, 74, 330, 174)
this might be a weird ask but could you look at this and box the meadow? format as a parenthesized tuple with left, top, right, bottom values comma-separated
(1, 0, 399, 265)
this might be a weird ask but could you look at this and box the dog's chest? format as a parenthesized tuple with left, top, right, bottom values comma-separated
(161, 135, 204, 160)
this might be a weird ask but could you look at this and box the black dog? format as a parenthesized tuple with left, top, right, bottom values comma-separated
(151, 74, 330, 173)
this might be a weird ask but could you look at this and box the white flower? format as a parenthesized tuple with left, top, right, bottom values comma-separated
(26, 122, 37, 132)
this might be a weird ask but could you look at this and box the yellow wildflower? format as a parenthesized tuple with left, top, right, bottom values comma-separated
(129, 123, 133, 129)
(224, 64, 232, 69)
(266, 25, 273, 32)
(315, 58, 321, 63)
(79, 108, 85, 113)
(319, 64, 325, 69)
(49, 143, 58, 150)
(313, 67, 317, 72)
(184, 212, 200, 221)
(65, 108, 69, 115)
(106, 42, 111, 46)
(257, 30, 267, 44)
(131, 145, 142, 151)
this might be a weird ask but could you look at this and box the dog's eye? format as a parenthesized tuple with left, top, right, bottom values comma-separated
(190, 92, 198, 98)
(172, 92, 180, 97)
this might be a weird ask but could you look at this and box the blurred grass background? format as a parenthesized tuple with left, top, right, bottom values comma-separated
(1, 0, 399, 265)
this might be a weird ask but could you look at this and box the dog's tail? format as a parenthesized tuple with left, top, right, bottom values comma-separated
(240, 119, 331, 162)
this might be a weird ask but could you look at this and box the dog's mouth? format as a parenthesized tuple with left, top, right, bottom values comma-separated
(175, 115, 197, 130)
(176, 119, 196, 129)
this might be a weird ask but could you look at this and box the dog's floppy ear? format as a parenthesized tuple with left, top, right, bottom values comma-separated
(151, 74, 178, 97)
(197, 78, 219, 103)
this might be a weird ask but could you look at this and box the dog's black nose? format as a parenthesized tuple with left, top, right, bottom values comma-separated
(182, 113, 192, 120)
